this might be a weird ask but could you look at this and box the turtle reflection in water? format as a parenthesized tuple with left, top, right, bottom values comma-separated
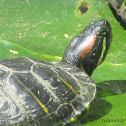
(0, 19, 112, 126)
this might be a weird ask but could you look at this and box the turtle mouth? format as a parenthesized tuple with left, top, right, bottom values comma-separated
(102, 22, 112, 61)
(96, 19, 112, 62)
(96, 36, 107, 66)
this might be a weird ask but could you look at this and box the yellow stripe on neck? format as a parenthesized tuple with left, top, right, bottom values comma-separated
(58, 77, 76, 93)
(14, 75, 49, 114)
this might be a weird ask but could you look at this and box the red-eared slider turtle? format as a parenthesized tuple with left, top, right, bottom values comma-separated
(0, 19, 111, 126)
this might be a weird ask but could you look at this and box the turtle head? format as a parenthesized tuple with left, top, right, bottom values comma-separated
(61, 19, 112, 76)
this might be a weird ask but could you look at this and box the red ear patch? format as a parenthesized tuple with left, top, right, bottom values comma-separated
(80, 35, 97, 59)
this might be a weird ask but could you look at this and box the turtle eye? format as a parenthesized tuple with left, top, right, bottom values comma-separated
(96, 27, 107, 37)
(100, 30, 106, 35)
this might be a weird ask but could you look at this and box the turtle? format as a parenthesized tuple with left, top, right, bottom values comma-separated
(0, 19, 112, 126)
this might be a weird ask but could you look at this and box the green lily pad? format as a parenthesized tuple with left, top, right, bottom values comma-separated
(92, 61, 126, 83)
(84, 93, 126, 126)
(99, 80, 126, 95)
(0, 39, 61, 61)
(0, 0, 115, 58)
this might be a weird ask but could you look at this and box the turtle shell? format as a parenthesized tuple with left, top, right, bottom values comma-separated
(0, 57, 96, 126)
